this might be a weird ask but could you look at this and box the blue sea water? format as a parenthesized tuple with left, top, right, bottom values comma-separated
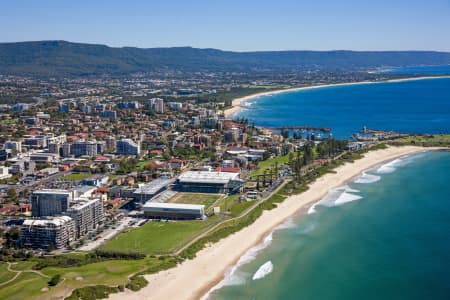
(235, 76, 450, 139)
(378, 64, 450, 75)
(207, 150, 450, 300)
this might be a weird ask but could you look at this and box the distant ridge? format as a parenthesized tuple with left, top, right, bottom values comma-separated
(1, 40, 450, 77)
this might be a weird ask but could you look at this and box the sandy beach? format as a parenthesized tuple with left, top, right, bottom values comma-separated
(223, 75, 450, 118)
(108, 146, 439, 300)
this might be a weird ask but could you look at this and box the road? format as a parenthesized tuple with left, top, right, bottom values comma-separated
(78, 217, 132, 251)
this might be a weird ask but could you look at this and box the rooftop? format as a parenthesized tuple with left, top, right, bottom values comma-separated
(178, 171, 240, 184)
(23, 215, 73, 227)
(142, 202, 204, 210)
(32, 189, 71, 195)
(134, 178, 174, 195)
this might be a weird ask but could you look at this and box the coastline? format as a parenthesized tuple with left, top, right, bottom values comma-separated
(223, 75, 450, 118)
(107, 146, 441, 300)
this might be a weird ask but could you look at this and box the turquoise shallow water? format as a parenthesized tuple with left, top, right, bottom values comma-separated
(235, 76, 450, 139)
(207, 151, 450, 300)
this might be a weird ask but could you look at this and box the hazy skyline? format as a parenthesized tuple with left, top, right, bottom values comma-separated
(2, 0, 450, 51)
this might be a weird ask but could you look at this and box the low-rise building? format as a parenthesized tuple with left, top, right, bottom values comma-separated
(0, 166, 11, 180)
(142, 202, 205, 220)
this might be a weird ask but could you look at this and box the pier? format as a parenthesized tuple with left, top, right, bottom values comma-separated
(268, 126, 331, 132)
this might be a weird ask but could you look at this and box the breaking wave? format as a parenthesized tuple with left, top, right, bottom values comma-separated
(252, 261, 274, 280)
(354, 172, 381, 184)
(201, 218, 295, 299)
(308, 185, 362, 214)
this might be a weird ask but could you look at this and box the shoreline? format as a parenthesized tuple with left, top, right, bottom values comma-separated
(107, 146, 443, 300)
(223, 75, 450, 118)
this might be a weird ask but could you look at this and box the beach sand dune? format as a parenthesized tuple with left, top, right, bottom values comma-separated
(108, 146, 437, 300)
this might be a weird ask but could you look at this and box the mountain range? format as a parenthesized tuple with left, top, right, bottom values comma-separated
(1, 40, 450, 77)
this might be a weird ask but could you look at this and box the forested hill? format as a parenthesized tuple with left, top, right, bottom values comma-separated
(1, 40, 450, 77)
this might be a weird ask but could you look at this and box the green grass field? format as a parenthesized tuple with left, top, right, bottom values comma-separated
(0, 263, 15, 285)
(250, 153, 291, 176)
(0, 258, 164, 300)
(393, 134, 450, 144)
(0, 272, 48, 300)
(63, 173, 92, 181)
(99, 220, 214, 254)
(168, 193, 222, 209)
(217, 194, 255, 216)
(136, 160, 153, 170)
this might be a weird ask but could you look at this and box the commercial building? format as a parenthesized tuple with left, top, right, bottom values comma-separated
(100, 110, 117, 120)
(81, 175, 109, 187)
(29, 152, 59, 162)
(31, 189, 72, 217)
(23, 135, 47, 149)
(20, 216, 76, 249)
(117, 101, 140, 109)
(116, 139, 140, 155)
(223, 128, 241, 143)
(148, 98, 164, 113)
(0, 166, 11, 180)
(142, 202, 205, 220)
(65, 197, 104, 238)
(175, 171, 244, 194)
(3, 140, 22, 153)
(70, 141, 98, 157)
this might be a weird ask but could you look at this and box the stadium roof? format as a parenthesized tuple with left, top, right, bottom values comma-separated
(142, 202, 204, 211)
(178, 171, 240, 184)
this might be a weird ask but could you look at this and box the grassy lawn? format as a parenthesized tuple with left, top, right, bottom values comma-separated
(217, 194, 255, 217)
(99, 220, 214, 254)
(63, 173, 92, 181)
(8, 261, 36, 271)
(4, 118, 18, 124)
(250, 153, 291, 176)
(393, 134, 450, 144)
(0, 258, 163, 300)
(0, 272, 48, 300)
(136, 160, 153, 170)
(168, 193, 222, 209)
(0, 263, 15, 285)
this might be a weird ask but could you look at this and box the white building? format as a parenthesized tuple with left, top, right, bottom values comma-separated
(4, 140, 22, 153)
(149, 98, 164, 113)
(65, 197, 104, 238)
(0, 166, 12, 180)
(20, 216, 76, 249)
(142, 202, 205, 220)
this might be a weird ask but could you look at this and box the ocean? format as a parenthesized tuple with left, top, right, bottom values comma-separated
(234, 71, 450, 139)
(206, 150, 450, 300)
(206, 66, 450, 299)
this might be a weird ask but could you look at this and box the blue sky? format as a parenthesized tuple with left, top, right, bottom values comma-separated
(1, 0, 449, 51)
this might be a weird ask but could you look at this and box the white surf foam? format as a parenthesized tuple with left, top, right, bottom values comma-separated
(376, 158, 402, 174)
(354, 172, 381, 184)
(307, 202, 319, 214)
(201, 218, 295, 299)
(308, 185, 362, 214)
(334, 192, 363, 205)
(252, 261, 274, 280)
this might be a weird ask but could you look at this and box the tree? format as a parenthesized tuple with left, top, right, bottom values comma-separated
(7, 188, 17, 201)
